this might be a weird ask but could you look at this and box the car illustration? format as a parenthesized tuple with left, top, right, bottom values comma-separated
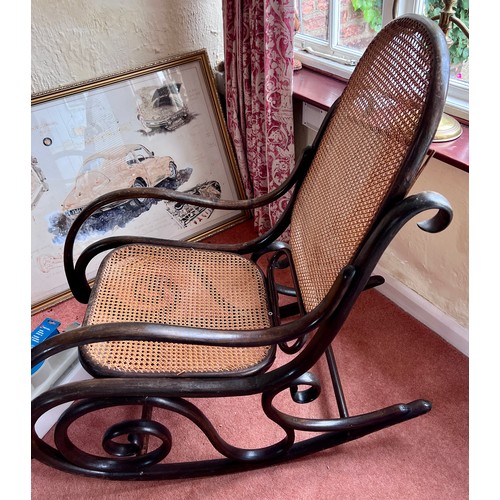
(31, 156, 49, 210)
(62, 144, 177, 216)
(166, 180, 222, 227)
(136, 84, 190, 132)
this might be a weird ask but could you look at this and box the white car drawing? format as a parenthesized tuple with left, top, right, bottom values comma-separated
(62, 144, 177, 216)
(136, 84, 190, 132)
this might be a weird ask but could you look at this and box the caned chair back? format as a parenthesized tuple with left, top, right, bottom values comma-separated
(289, 15, 448, 312)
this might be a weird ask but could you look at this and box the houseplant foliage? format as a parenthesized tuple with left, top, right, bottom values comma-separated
(350, 0, 468, 68)
(351, 0, 382, 32)
(425, 0, 469, 67)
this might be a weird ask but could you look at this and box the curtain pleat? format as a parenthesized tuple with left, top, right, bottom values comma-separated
(223, 0, 295, 235)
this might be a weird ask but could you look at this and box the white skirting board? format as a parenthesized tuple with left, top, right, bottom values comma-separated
(33, 360, 92, 438)
(374, 265, 469, 357)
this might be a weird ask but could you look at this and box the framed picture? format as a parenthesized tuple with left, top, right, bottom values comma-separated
(31, 49, 248, 313)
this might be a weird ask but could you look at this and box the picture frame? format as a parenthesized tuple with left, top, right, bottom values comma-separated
(31, 49, 249, 314)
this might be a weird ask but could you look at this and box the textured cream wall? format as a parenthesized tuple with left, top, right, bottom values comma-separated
(378, 159, 469, 328)
(31, 0, 224, 94)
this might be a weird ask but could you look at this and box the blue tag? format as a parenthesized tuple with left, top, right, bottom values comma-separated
(31, 318, 61, 375)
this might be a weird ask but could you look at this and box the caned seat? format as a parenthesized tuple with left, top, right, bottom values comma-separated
(81, 244, 273, 377)
(32, 15, 453, 481)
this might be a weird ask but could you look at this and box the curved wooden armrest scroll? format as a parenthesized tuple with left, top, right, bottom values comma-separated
(63, 149, 316, 303)
(356, 191, 453, 271)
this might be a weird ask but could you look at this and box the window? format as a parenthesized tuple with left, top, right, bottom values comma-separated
(294, 0, 469, 120)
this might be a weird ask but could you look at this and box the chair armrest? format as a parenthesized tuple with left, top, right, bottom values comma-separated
(62, 149, 316, 303)
(32, 265, 357, 369)
(355, 191, 452, 275)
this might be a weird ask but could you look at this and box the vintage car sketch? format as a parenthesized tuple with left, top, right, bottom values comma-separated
(136, 84, 191, 132)
(166, 180, 222, 228)
(31, 156, 49, 210)
(62, 144, 177, 216)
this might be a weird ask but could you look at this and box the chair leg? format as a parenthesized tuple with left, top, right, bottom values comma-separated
(273, 399, 432, 462)
(32, 384, 431, 481)
(325, 345, 349, 418)
(121, 398, 431, 480)
(128, 403, 153, 455)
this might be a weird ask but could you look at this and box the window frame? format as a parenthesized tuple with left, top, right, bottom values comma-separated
(293, 0, 469, 121)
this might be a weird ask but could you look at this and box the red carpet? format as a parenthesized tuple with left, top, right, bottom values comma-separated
(31, 220, 468, 499)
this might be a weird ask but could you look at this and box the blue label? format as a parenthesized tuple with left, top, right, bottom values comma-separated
(31, 318, 61, 375)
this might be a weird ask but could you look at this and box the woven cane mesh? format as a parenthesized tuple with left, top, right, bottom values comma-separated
(82, 245, 272, 376)
(290, 18, 434, 312)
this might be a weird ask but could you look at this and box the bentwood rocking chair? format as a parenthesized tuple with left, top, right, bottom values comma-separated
(32, 15, 452, 480)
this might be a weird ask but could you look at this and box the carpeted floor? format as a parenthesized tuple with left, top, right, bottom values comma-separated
(31, 220, 469, 499)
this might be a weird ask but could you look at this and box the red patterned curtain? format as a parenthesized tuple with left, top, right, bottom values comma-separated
(223, 0, 295, 235)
